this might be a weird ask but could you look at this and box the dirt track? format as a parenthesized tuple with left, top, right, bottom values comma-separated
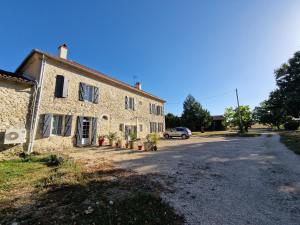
(70, 134, 300, 225)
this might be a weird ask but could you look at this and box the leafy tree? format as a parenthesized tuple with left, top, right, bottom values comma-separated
(181, 95, 211, 131)
(165, 113, 181, 128)
(224, 105, 252, 132)
(224, 107, 235, 129)
(274, 51, 300, 117)
(253, 94, 286, 130)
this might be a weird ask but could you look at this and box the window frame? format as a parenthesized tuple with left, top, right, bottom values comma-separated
(51, 115, 64, 136)
(126, 96, 135, 110)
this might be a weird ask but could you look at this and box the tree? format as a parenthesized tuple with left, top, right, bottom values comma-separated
(224, 105, 252, 132)
(274, 51, 300, 117)
(253, 94, 286, 130)
(181, 95, 212, 131)
(165, 113, 181, 128)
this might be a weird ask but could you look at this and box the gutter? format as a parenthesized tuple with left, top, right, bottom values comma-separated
(27, 55, 46, 153)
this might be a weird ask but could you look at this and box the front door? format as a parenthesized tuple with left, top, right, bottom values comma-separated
(82, 117, 91, 145)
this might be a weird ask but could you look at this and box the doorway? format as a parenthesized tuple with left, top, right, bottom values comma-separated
(82, 117, 91, 145)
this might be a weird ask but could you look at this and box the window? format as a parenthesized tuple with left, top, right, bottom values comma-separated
(125, 96, 135, 110)
(139, 124, 143, 132)
(152, 104, 156, 114)
(55, 75, 68, 98)
(125, 96, 128, 109)
(150, 103, 156, 114)
(158, 123, 164, 132)
(87, 85, 94, 102)
(52, 115, 63, 135)
(176, 128, 184, 132)
(79, 83, 99, 103)
(150, 122, 158, 133)
(156, 106, 164, 116)
(125, 125, 137, 136)
(157, 106, 161, 115)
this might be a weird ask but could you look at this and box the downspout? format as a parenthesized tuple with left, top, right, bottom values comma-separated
(27, 55, 46, 153)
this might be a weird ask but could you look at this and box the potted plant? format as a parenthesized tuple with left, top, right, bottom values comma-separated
(137, 143, 143, 150)
(144, 133, 159, 151)
(98, 135, 105, 146)
(129, 132, 137, 149)
(106, 132, 118, 146)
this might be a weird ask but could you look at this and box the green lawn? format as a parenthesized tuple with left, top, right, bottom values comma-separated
(0, 154, 183, 225)
(280, 131, 300, 155)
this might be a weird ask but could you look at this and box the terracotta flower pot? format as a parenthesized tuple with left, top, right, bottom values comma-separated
(98, 137, 105, 146)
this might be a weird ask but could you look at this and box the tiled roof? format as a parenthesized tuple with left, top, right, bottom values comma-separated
(0, 69, 34, 85)
(16, 49, 165, 103)
(212, 115, 224, 121)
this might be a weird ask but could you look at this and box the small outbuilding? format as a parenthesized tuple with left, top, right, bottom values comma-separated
(210, 115, 225, 131)
(0, 69, 34, 152)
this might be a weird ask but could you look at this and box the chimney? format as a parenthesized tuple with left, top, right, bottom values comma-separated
(58, 44, 68, 59)
(135, 82, 142, 90)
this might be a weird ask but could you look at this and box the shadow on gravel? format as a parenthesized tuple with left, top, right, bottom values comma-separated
(0, 168, 184, 225)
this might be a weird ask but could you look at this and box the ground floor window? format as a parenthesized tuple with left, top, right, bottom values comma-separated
(150, 122, 157, 133)
(150, 122, 164, 133)
(125, 125, 137, 136)
(158, 123, 164, 132)
(52, 115, 63, 135)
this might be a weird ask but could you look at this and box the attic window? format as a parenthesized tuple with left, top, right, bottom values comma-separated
(102, 115, 108, 120)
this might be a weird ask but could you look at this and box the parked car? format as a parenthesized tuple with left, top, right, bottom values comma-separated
(163, 127, 192, 139)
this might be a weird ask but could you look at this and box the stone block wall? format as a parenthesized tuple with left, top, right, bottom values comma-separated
(32, 59, 165, 151)
(0, 80, 33, 152)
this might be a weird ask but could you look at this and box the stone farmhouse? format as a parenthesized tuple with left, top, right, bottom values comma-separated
(0, 44, 165, 153)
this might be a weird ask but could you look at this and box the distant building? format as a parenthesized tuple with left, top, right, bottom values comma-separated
(210, 115, 225, 131)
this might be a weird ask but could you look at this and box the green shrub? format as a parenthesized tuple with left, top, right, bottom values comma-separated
(146, 133, 160, 145)
(284, 119, 300, 131)
(46, 154, 64, 166)
(106, 132, 118, 141)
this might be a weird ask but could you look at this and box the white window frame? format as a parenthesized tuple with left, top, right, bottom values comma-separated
(126, 96, 135, 110)
(51, 115, 65, 136)
(83, 84, 94, 103)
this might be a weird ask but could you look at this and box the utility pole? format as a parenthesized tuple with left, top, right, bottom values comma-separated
(235, 88, 244, 133)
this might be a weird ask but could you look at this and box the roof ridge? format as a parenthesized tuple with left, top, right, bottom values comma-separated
(17, 49, 165, 103)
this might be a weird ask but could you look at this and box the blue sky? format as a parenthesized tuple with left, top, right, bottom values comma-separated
(1, 0, 300, 116)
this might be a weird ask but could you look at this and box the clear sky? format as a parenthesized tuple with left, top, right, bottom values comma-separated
(1, 0, 300, 116)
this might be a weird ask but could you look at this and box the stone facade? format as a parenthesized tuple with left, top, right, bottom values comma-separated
(0, 80, 33, 152)
(19, 53, 165, 152)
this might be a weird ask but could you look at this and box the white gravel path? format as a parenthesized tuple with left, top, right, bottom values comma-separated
(70, 133, 300, 225)
(115, 134, 300, 225)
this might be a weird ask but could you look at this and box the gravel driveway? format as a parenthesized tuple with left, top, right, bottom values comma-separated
(69, 134, 300, 225)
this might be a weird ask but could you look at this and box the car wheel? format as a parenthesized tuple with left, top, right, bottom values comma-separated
(181, 134, 187, 139)
(164, 134, 170, 139)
